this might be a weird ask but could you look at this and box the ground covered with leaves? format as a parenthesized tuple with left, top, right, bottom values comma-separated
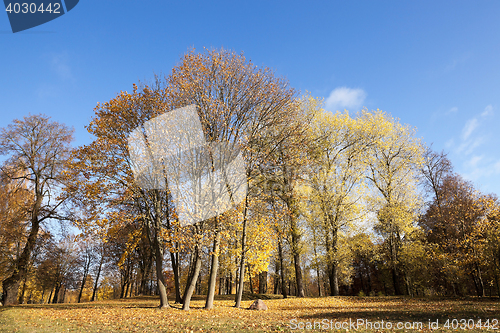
(1, 295, 500, 332)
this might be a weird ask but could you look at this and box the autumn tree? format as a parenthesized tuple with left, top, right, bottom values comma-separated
(483, 196, 500, 295)
(420, 174, 493, 296)
(0, 114, 73, 305)
(75, 237, 98, 303)
(364, 110, 424, 295)
(90, 238, 108, 301)
(0, 174, 31, 291)
(163, 48, 300, 308)
(65, 83, 180, 308)
(16, 229, 52, 304)
(305, 105, 373, 296)
(265, 134, 309, 298)
(420, 148, 453, 208)
(350, 233, 377, 295)
(252, 95, 318, 299)
(48, 236, 79, 303)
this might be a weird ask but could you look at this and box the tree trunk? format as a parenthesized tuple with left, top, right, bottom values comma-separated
(405, 274, 412, 296)
(312, 230, 322, 297)
(120, 276, 127, 299)
(274, 271, 279, 294)
(18, 276, 28, 304)
(182, 252, 196, 303)
(196, 273, 202, 295)
(248, 265, 254, 294)
(138, 247, 152, 296)
(152, 198, 169, 309)
(48, 288, 53, 305)
(205, 222, 221, 310)
(235, 195, 249, 308)
(2, 279, 21, 306)
(390, 233, 402, 295)
(52, 282, 61, 303)
(2, 216, 40, 305)
(61, 286, 67, 303)
(182, 244, 202, 310)
(391, 265, 402, 295)
(289, 211, 305, 298)
(475, 263, 486, 297)
(131, 280, 135, 297)
(366, 265, 372, 294)
(495, 273, 500, 297)
(328, 263, 339, 296)
(78, 274, 87, 303)
(316, 268, 322, 297)
(278, 237, 287, 298)
(153, 233, 169, 308)
(91, 254, 104, 302)
(293, 251, 305, 297)
(259, 271, 268, 294)
(124, 280, 130, 299)
(170, 249, 182, 304)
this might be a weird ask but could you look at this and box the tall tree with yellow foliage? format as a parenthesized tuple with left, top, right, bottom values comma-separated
(305, 106, 373, 296)
(364, 110, 424, 295)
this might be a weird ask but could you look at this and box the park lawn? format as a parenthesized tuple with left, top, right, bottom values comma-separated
(1, 295, 500, 332)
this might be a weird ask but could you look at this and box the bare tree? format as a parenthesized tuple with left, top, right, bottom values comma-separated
(420, 147, 453, 210)
(76, 238, 97, 303)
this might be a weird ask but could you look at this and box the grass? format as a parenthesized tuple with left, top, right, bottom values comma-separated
(1, 294, 500, 332)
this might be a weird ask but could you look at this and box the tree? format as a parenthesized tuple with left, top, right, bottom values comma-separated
(163, 48, 300, 308)
(76, 237, 97, 303)
(305, 106, 371, 296)
(420, 148, 453, 209)
(90, 239, 108, 301)
(420, 174, 492, 296)
(350, 233, 377, 295)
(255, 95, 317, 299)
(364, 110, 424, 295)
(0, 114, 73, 305)
(48, 236, 79, 303)
(483, 196, 500, 296)
(65, 84, 176, 309)
(0, 173, 31, 290)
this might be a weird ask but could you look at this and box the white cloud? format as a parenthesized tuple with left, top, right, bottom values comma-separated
(325, 87, 366, 111)
(461, 118, 478, 141)
(462, 157, 500, 185)
(466, 155, 483, 169)
(457, 136, 485, 155)
(481, 104, 494, 117)
(448, 104, 499, 194)
(446, 106, 458, 115)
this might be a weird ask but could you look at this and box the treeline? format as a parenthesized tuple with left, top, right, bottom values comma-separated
(1, 49, 499, 307)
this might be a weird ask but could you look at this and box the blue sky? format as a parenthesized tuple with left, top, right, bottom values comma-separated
(1, 1, 499, 196)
